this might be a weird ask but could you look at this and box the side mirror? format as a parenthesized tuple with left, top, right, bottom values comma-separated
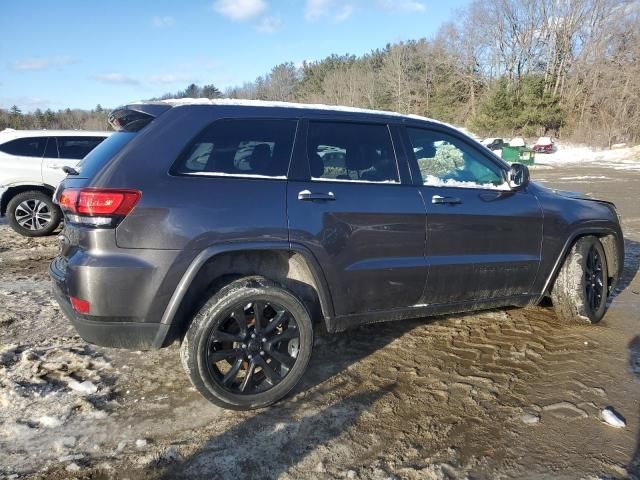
(509, 163, 530, 189)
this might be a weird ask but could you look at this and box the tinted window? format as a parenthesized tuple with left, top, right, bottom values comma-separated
(407, 128, 505, 188)
(44, 137, 59, 159)
(77, 132, 135, 179)
(57, 136, 106, 160)
(173, 119, 297, 178)
(307, 122, 398, 183)
(0, 137, 46, 157)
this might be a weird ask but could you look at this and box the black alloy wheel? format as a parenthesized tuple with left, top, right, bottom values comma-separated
(181, 276, 313, 410)
(585, 245, 605, 313)
(205, 300, 301, 395)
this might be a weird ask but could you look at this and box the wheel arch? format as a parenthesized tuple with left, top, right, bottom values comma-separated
(1, 183, 56, 216)
(541, 226, 624, 300)
(153, 242, 335, 348)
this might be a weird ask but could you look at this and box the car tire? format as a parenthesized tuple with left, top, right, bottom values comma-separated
(180, 276, 313, 410)
(6, 191, 61, 237)
(551, 236, 609, 324)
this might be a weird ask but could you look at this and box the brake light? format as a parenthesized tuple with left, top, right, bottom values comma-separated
(77, 190, 140, 215)
(70, 296, 90, 314)
(59, 189, 79, 212)
(59, 188, 141, 227)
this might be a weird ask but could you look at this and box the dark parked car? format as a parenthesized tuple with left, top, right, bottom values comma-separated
(482, 137, 506, 150)
(49, 100, 624, 410)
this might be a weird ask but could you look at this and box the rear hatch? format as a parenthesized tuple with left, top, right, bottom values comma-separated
(56, 103, 171, 187)
(53, 103, 171, 266)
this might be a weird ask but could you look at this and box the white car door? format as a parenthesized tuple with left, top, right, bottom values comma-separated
(42, 136, 105, 186)
(0, 136, 48, 186)
(42, 136, 97, 187)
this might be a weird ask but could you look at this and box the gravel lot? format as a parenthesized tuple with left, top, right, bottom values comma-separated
(1, 159, 639, 479)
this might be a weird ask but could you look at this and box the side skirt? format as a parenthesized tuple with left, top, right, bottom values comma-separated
(327, 294, 539, 333)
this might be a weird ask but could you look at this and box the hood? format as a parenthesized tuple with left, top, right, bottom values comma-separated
(530, 181, 617, 209)
(553, 188, 617, 209)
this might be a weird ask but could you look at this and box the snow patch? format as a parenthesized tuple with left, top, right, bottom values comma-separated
(0, 340, 113, 446)
(67, 379, 99, 395)
(521, 412, 540, 425)
(132, 97, 471, 136)
(601, 407, 626, 428)
(535, 144, 640, 169)
(37, 415, 63, 428)
(559, 175, 610, 181)
(423, 175, 511, 191)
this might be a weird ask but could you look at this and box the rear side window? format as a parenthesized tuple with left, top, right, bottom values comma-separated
(57, 137, 106, 160)
(307, 122, 399, 183)
(172, 119, 298, 178)
(77, 132, 135, 179)
(0, 137, 46, 157)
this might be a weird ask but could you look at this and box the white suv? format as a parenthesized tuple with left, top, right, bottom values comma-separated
(0, 129, 110, 236)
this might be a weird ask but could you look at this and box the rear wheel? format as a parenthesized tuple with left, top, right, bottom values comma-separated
(180, 276, 313, 410)
(551, 236, 609, 324)
(6, 191, 61, 237)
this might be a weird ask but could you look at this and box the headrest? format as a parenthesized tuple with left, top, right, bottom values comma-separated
(249, 144, 271, 172)
(420, 143, 436, 158)
(346, 144, 374, 171)
(310, 153, 324, 178)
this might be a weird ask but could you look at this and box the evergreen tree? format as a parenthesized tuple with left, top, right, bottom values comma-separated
(9, 105, 22, 129)
(201, 84, 222, 99)
(182, 83, 201, 98)
(44, 109, 56, 128)
(34, 108, 45, 129)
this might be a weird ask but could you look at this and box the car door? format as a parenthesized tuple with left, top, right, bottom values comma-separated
(42, 136, 105, 186)
(0, 136, 47, 184)
(403, 125, 543, 305)
(287, 120, 427, 317)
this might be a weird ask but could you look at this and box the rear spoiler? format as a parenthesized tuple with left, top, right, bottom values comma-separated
(108, 103, 172, 132)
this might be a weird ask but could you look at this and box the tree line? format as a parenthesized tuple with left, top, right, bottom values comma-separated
(0, 105, 110, 132)
(1, 0, 638, 147)
(224, 0, 639, 147)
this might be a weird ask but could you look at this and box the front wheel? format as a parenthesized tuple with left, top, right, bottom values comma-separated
(180, 276, 313, 410)
(551, 236, 609, 324)
(6, 190, 61, 237)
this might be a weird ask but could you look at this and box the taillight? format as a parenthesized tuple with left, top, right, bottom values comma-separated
(70, 296, 90, 314)
(59, 188, 141, 228)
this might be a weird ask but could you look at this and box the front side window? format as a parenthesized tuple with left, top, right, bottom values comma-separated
(172, 119, 297, 178)
(307, 121, 399, 183)
(407, 128, 507, 189)
(0, 137, 46, 157)
(57, 137, 106, 160)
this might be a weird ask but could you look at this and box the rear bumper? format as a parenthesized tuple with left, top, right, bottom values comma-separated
(49, 257, 169, 350)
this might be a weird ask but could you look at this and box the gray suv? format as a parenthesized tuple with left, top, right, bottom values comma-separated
(49, 100, 624, 409)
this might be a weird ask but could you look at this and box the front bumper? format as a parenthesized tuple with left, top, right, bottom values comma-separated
(49, 257, 169, 350)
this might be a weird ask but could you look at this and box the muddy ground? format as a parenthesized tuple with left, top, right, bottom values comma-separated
(1, 161, 639, 480)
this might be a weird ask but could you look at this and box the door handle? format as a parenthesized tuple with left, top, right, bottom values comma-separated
(432, 195, 461, 205)
(298, 190, 336, 201)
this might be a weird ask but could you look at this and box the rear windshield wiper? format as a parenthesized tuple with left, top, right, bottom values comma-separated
(63, 166, 79, 176)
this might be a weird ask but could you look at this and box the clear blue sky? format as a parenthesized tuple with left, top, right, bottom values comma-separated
(0, 0, 471, 112)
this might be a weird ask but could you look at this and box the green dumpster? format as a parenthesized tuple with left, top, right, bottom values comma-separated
(501, 145, 535, 165)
